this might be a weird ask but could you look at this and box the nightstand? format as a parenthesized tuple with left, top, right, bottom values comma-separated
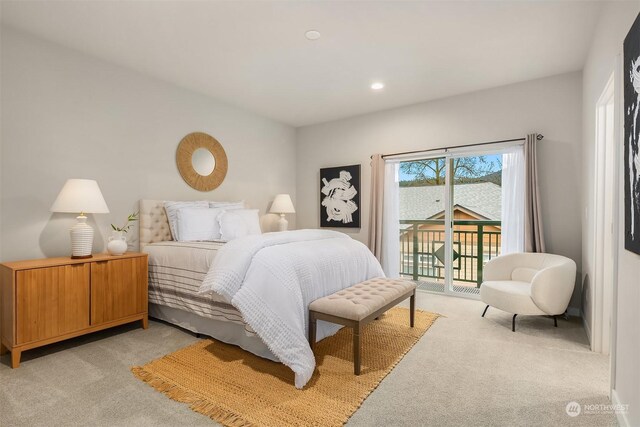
(0, 252, 148, 368)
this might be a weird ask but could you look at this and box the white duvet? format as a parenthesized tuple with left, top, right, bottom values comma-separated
(199, 229, 384, 388)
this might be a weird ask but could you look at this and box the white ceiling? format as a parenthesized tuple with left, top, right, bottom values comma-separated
(1, 1, 604, 127)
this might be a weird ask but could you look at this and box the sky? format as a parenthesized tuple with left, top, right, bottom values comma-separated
(399, 154, 502, 182)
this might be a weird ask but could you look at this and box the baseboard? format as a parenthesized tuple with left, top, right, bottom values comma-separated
(565, 307, 592, 346)
(611, 388, 630, 427)
(581, 309, 592, 347)
(566, 307, 581, 317)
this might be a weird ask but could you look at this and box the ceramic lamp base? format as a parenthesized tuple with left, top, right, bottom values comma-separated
(277, 214, 289, 232)
(70, 215, 94, 258)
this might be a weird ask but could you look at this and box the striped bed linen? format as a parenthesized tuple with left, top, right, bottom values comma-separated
(144, 241, 256, 336)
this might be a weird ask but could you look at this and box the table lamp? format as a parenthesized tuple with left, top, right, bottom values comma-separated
(50, 179, 110, 258)
(269, 194, 295, 231)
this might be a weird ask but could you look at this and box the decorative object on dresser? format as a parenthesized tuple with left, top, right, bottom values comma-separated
(269, 193, 295, 231)
(320, 164, 361, 228)
(0, 252, 148, 368)
(108, 212, 139, 255)
(176, 132, 228, 192)
(50, 179, 110, 259)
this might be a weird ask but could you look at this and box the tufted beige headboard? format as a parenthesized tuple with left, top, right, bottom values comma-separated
(139, 200, 173, 250)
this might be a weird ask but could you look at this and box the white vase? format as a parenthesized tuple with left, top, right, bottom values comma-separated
(107, 231, 128, 256)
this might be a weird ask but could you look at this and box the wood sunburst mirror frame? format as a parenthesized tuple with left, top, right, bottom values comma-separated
(176, 132, 228, 191)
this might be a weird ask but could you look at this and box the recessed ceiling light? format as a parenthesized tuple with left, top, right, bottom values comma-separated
(371, 82, 385, 90)
(305, 30, 321, 41)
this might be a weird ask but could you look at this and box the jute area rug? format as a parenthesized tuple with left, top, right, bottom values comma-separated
(132, 307, 439, 426)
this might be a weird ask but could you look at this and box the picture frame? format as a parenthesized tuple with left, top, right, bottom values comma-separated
(319, 164, 361, 228)
(624, 12, 640, 254)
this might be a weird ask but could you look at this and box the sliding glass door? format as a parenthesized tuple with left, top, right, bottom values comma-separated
(399, 149, 506, 298)
(399, 157, 449, 293)
(448, 153, 503, 296)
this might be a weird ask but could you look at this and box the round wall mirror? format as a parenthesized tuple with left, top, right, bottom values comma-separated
(176, 132, 228, 191)
(192, 147, 216, 176)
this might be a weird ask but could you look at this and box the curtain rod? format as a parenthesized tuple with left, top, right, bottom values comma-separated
(374, 134, 544, 160)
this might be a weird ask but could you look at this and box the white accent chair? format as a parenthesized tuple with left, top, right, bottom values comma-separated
(479, 253, 576, 331)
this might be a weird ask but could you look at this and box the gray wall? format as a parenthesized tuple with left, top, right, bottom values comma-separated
(581, 2, 640, 425)
(296, 72, 584, 309)
(0, 28, 297, 261)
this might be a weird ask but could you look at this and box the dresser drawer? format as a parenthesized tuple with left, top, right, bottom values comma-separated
(16, 264, 90, 344)
(90, 257, 148, 325)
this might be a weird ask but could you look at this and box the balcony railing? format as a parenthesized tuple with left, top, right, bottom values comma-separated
(400, 219, 501, 287)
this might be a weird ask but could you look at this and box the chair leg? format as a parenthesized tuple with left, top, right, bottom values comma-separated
(553, 315, 558, 328)
(481, 305, 489, 317)
(353, 323, 361, 375)
(410, 292, 415, 327)
(309, 313, 317, 350)
(512, 314, 517, 332)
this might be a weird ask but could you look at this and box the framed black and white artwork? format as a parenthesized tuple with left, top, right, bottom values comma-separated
(319, 164, 361, 228)
(624, 12, 640, 255)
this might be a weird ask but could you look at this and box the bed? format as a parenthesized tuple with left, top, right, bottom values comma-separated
(139, 199, 384, 388)
(140, 200, 278, 360)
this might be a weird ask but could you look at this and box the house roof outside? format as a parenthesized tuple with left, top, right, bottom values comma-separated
(400, 182, 502, 221)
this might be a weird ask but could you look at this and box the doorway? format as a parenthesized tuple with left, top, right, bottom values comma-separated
(592, 72, 616, 355)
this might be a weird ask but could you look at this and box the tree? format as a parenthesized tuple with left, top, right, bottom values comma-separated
(400, 156, 501, 186)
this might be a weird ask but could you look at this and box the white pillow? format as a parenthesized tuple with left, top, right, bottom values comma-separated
(176, 207, 226, 241)
(209, 201, 244, 209)
(164, 201, 208, 240)
(219, 209, 262, 241)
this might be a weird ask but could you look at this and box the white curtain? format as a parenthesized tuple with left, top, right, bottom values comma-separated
(381, 161, 400, 277)
(501, 145, 525, 254)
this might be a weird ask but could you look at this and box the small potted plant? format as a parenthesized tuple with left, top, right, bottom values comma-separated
(107, 212, 139, 255)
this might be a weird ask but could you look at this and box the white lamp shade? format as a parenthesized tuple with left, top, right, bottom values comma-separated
(50, 179, 110, 214)
(269, 194, 295, 214)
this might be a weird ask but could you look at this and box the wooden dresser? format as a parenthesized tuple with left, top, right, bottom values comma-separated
(0, 252, 148, 368)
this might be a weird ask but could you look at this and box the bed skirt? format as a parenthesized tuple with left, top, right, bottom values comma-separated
(149, 303, 279, 362)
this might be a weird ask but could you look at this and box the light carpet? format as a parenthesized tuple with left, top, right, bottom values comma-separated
(132, 307, 439, 427)
(0, 293, 614, 426)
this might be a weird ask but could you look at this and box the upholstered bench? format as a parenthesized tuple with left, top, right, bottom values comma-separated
(308, 277, 416, 375)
